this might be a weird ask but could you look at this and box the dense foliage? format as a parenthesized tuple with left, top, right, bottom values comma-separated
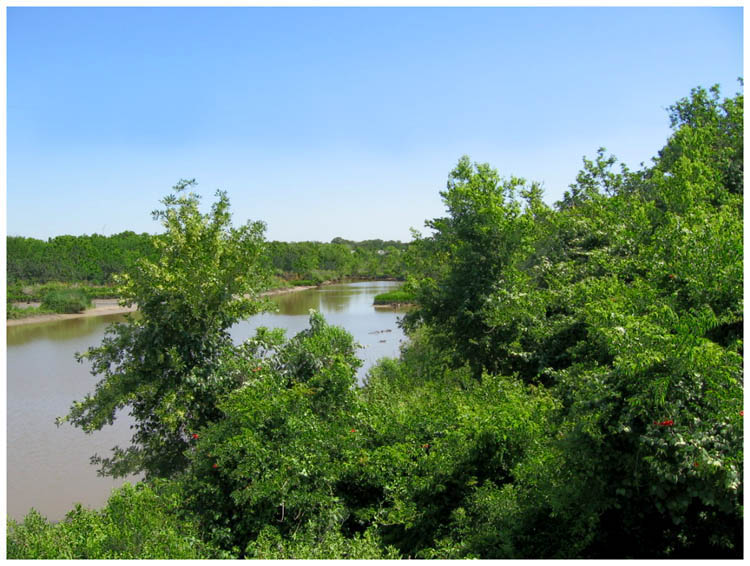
(7, 482, 231, 559)
(9, 84, 742, 559)
(373, 288, 415, 305)
(40, 288, 93, 314)
(267, 238, 409, 283)
(180, 312, 401, 558)
(57, 180, 273, 478)
(7, 231, 158, 286)
(7, 233, 408, 295)
(400, 83, 743, 557)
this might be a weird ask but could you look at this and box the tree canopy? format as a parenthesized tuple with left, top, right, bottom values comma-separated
(58, 180, 272, 478)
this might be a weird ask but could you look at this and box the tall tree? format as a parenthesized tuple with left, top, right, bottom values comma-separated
(404, 156, 546, 377)
(58, 180, 272, 478)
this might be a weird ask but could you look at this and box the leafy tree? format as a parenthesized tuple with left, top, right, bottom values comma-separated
(7, 232, 408, 294)
(318, 242, 354, 273)
(181, 312, 364, 555)
(7, 232, 159, 286)
(658, 82, 743, 196)
(557, 147, 631, 209)
(7, 236, 48, 282)
(58, 180, 272, 478)
(404, 156, 547, 377)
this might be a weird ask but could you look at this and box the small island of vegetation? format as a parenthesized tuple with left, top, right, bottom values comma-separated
(372, 288, 415, 306)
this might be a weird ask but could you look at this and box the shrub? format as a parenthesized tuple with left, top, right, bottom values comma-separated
(247, 523, 400, 559)
(40, 288, 92, 313)
(182, 312, 363, 555)
(6, 482, 232, 559)
(6, 304, 49, 319)
(353, 351, 558, 558)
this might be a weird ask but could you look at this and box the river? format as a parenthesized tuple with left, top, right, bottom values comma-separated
(6, 280, 407, 522)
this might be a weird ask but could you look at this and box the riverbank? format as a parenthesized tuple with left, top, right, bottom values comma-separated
(7, 285, 320, 327)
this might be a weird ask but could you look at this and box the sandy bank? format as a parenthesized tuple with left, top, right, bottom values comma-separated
(260, 285, 318, 297)
(7, 286, 320, 327)
(7, 299, 138, 326)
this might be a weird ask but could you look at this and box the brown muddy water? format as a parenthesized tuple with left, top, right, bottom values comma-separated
(7, 281, 407, 522)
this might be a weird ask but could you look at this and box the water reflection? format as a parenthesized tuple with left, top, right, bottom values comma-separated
(7, 313, 132, 346)
(272, 288, 324, 314)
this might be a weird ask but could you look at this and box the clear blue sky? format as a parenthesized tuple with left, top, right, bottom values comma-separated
(7, 6, 743, 242)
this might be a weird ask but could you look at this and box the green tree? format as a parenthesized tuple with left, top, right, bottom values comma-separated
(399, 84, 742, 557)
(658, 82, 743, 196)
(404, 156, 547, 377)
(182, 312, 364, 555)
(58, 180, 272, 478)
(557, 147, 631, 209)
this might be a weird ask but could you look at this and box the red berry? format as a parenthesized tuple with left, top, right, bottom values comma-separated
(212, 463, 219, 469)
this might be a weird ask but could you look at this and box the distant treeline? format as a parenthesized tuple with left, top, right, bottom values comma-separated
(266, 238, 409, 283)
(7, 233, 410, 288)
(8, 232, 157, 287)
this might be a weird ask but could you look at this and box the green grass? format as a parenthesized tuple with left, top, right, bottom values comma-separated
(6, 304, 55, 320)
(373, 289, 415, 305)
(8, 282, 119, 303)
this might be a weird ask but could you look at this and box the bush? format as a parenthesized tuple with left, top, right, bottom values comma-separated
(6, 304, 49, 319)
(40, 288, 92, 313)
(294, 269, 337, 286)
(353, 347, 558, 558)
(181, 312, 364, 555)
(7, 482, 232, 559)
(6, 282, 29, 303)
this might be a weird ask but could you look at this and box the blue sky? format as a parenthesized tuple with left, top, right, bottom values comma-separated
(6, 6, 743, 242)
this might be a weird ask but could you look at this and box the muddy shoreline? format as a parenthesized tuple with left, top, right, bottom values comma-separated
(7, 286, 319, 327)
